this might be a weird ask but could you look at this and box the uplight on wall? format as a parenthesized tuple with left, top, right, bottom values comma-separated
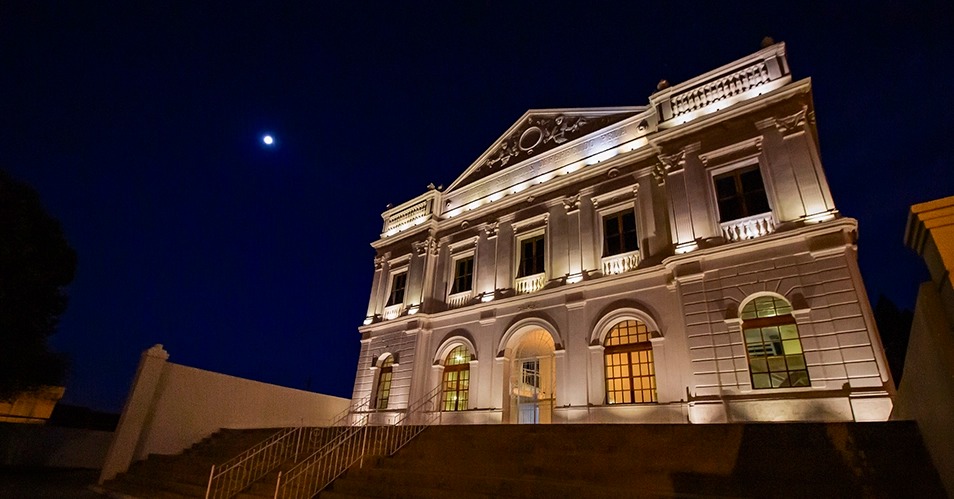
(675, 242, 699, 254)
(803, 211, 836, 224)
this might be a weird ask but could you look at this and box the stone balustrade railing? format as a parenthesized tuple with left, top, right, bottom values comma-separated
(383, 199, 430, 235)
(382, 304, 404, 321)
(650, 43, 788, 126)
(669, 61, 770, 119)
(514, 273, 546, 295)
(446, 291, 474, 310)
(601, 250, 641, 276)
(720, 212, 776, 242)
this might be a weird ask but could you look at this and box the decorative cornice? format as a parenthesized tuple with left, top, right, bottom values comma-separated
(776, 106, 808, 137)
(563, 194, 582, 214)
(448, 235, 478, 253)
(412, 236, 438, 257)
(374, 252, 391, 269)
(512, 212, 549, 232)
(652, 149, 686, 185)
(700, 136, 764, 167)
(592, 184, 638, 210)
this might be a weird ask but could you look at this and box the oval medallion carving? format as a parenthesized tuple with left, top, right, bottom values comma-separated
(519, 126, 543, 152)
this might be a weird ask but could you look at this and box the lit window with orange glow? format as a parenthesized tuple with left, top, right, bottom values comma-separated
(742, 296, 810, 389)
(441, 346, 471, 411)
(374, 356, 394, 410)
(604, 320, 656, 404)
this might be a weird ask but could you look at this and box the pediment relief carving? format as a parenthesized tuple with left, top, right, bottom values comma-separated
(456, 111, 639, 189)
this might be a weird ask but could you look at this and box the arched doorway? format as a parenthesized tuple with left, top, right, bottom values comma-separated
(508, 329, 555, 424)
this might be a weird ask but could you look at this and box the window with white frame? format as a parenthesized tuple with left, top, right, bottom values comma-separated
(441, 345, 471, 411)
(604, 319, 657, 404)
(709, 159, 776, 242)
(592, 186, 641, 275)
(713, 164, 771, 223)
(386, 271, 407, 306)
(451, 255, 474, 294)
(602, 209, 639, 257)
(512, 218, 547, 295)
(374, 355, 394, 410)
(517, 234, 545, 278)
(741, 295, 809, 389)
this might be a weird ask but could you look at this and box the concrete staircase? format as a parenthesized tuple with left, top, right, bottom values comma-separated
(100, 427, 314, 499)
(320, 422, 946, 498)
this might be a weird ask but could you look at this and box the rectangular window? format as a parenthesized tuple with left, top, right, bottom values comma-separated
(451, 256, 474, 294)
(602, 210, 638, 256)
(387, 272, 407, 306)
(714, 166, 771, 222)
(518, 235, 545, 277)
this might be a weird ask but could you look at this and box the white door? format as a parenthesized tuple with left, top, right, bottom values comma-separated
(517, 359, 541, 424)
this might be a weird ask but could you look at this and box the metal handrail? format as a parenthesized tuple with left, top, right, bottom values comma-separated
(205, 427, 300, 499)
(340, 394, 371, 423)
(206, 394, 371, 499)
(274, 385, 443, 499)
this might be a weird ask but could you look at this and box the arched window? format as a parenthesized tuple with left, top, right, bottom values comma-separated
(742, 296, 810, 389)
(604, 320, 656, 404)
(441, 346, 471, 411)
(374, 356, 394, 410)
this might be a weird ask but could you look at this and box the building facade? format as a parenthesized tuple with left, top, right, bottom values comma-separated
(352, 43, 894, 424)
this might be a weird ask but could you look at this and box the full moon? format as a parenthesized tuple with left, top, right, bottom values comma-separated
(262, 135, 274, 145)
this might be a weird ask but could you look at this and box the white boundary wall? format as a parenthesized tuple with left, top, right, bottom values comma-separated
(99, 345, 350, 483)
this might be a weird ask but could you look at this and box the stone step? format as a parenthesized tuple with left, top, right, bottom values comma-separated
(318, 491, 376, 499)
(325, 422, 943, 498)
(101, 422, 946, 499)
(105, 472, 207, 498)
(329, 466, 682, 498)
(128, 460, 216, 481)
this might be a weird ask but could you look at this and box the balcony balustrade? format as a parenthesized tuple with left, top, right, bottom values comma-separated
(382, 304, 404, 321)
(670, 61, 770, 119)
(601, 250, 640, 276)
(720, 212, 776, 242)
(514, 273, 546, 295)
(446, 291, 474, 310)
(383, 199, 431, 235)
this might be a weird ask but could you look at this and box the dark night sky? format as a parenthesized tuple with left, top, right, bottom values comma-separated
(2, 3, 953, 413)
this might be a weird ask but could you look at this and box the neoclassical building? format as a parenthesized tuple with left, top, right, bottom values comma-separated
(351, 43, 894, 424)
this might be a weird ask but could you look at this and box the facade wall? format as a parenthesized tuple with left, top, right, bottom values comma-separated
(353, 43, 894, 425)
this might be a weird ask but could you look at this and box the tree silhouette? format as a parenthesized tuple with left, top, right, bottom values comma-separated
(0, 169, 76, 400)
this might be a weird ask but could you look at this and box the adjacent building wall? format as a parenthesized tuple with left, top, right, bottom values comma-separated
(894, 195, 954, 496)
(99, 345, 350, 483)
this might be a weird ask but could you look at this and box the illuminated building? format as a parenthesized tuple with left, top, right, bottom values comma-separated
(352, 42, 893, 424)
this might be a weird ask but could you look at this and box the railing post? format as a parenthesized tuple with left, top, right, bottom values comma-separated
(359, 426, 368, 468)
(273, 470, 281, 499)
(294, 426, 302, 461)
(205, 464, 215, 499)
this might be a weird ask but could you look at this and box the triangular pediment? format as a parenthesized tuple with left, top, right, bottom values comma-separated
(446, 107, 644, 192)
